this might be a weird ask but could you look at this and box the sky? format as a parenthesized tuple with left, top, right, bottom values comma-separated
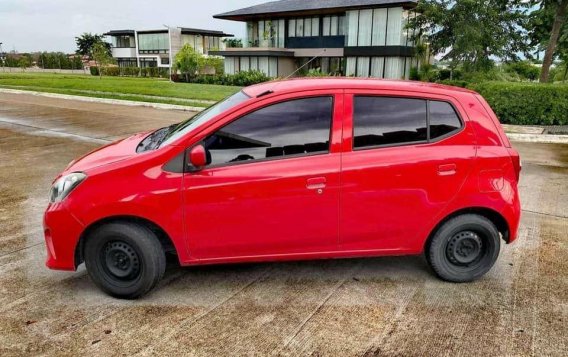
(0, 0, 268, 53)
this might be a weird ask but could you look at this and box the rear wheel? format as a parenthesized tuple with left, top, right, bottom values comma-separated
(427, 214, 500, 282)
(84, 222, 166, 299)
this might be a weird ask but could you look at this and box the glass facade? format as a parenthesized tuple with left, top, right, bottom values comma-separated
(345, 56, 415, 79)
(288, 17, 320, 37)
(112, 36, 135, 48)
(297, 57, 344, 75)
(139, 58, 158, 68)
(246, 20, 286, 48)
(138, 33, 169, 54)
(117, 58, 137, 67)
(225, 56, 278, 77)
(181, 35, 222, 54)
(322, 15, 345, 36)
(346, 7, 414, 47)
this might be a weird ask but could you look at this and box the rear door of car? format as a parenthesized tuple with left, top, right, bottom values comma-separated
(339, 90, 477, 253)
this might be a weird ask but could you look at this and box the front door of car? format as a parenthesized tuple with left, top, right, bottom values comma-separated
(183, 93, 343, 260)
(339, 92, 476, 253)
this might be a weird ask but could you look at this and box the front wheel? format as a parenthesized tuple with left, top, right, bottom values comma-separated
(427, 214, 501, 282)
(84, 222, 166, 299)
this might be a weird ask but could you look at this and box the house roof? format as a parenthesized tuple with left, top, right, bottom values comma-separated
(214, 0, 418, 21)
(104, 30, 135, 36)
(105, 28, 233, 37)
(180, 28, 233, 37)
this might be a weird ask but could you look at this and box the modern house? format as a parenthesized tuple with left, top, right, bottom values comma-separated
(104, 27, 233, 68)
(212, 0, 418, 79)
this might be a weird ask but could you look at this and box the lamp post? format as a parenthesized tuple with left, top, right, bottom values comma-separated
(163, 25, 174, 83)
(0, 42, 4, 72)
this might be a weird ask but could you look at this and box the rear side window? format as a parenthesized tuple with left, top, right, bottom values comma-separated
(204, 97, 333, 166)
(353, 97, 427, 149)
(429, 101, 462, 139)
(353, 96, 463, 149)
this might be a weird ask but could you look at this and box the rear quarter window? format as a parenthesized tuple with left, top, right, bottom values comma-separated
(429, 101, 463, 140)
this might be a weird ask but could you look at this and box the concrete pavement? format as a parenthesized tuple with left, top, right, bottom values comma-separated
(0, 93, 567, 356)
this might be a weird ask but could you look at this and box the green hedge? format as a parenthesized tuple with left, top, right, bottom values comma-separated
(468, 82, 568, 125)
(189, 70, 271, 87)
(89, 66, 169, 78)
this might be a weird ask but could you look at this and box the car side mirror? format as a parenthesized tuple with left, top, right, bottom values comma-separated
(188, 145, 207, 170)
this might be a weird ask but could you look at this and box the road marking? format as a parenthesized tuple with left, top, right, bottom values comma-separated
(0, 117, 111, 144)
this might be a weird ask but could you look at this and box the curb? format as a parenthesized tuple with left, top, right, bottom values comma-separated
(506, 133, 568, 144)
(0, 88, 205, 112)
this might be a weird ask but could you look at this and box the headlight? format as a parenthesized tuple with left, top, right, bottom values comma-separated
(49, 172, 87, 203)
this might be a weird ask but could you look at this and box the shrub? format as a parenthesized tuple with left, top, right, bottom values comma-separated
(230, 70, 271, 86)
(306, 69, 328, 77)
(102, 66, 120, 76)
(90, 66, 99, 76)
(468, 82, 568, 125)
(187, 70, 270, 86)
(504, 61, 540, 82)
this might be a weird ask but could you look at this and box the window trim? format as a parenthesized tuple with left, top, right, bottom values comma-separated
(351, 95, 464, 151)
(190, 95, 336, 171)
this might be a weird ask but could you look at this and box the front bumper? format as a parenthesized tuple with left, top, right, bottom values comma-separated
(43, 202, 85, 271)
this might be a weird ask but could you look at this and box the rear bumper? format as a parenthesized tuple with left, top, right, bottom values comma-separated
(43, 203, 84, 271)
(504, 188, 521, 243)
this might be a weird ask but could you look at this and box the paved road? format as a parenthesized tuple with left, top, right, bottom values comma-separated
(0, 93, 566, 356)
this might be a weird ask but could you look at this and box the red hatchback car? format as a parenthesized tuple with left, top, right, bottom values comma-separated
(44, 79, 521, 298)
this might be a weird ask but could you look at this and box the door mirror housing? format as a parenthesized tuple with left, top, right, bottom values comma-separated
(189, 145, 207, 169)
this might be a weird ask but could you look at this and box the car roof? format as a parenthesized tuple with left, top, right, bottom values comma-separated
(242, 78, 476, 98)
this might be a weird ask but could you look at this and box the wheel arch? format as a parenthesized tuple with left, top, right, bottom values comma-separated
(425, 207, 510, 253)
(74, 215, 177, 269)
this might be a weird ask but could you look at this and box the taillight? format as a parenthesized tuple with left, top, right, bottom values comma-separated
(508, 148, 521, 181)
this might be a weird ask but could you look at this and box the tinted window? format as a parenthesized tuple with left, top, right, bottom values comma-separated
(204, 97, 333, 166)
(160, 91, 250, 147)
(430, 101, 462, 139)
(353, 97, 427, 149)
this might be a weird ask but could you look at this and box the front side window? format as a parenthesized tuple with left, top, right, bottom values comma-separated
(204, 97, 333, 166)
(353, 97, 427, 149)
(160, 91, 251, 147)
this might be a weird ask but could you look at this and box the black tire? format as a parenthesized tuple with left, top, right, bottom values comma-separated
(84, 222, 166, 299)
(427, 214, 501, 282)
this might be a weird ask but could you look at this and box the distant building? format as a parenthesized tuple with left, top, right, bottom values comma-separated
(104, 27, 234, 68)
(212, 0, 418, 78)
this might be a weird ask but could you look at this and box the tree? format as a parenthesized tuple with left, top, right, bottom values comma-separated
(409, 0, 532, 72)
(173, 44, 201, 82)
(528, 0, 568, 82)
(75, 33, 111, 57)
(18, 55, 32, 72)
(91, 42, 114, 78)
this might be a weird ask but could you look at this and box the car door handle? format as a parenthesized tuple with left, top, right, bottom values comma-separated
(438, 163, 457, 176)
(307, 177, 326, 190)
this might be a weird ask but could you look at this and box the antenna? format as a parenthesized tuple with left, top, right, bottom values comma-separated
(255, 48, 329, 99)
(284, 48, 327, 79)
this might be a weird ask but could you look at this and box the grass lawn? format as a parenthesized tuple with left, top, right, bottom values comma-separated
(0, 72, 242, 107)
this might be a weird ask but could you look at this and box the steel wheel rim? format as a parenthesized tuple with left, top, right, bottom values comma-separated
(446, 231, 484, 266)
(102, 241, 140, 281)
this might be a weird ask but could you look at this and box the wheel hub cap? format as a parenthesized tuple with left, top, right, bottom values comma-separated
(104, 241, 140, 279)
(446, 231, 483, 265)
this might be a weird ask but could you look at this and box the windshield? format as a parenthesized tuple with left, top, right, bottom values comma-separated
(159, 90, 251, 148)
